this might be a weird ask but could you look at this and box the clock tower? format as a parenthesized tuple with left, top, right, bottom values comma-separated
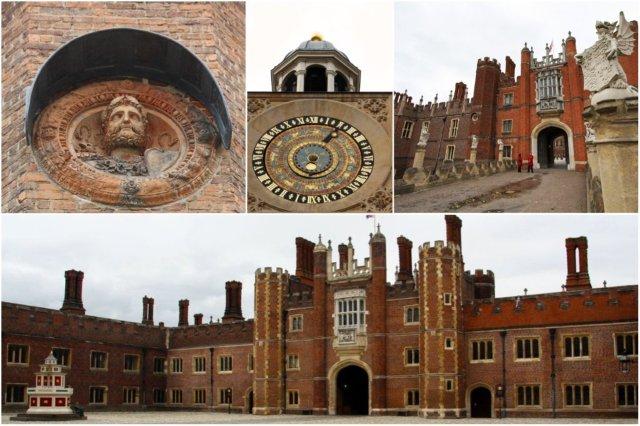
(248, 36, 392, 213)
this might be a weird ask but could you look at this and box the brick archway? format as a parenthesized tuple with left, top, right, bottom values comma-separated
(531, 120, 575, 170)
(466, 383, 495, 418)
(327, 359, 372, 415)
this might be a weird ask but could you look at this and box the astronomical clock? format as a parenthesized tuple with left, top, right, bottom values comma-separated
(247, 36, 392, 213)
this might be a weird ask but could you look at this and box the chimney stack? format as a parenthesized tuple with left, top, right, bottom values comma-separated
(505, 56, 515, 78)
(221, 281, 244, 323)
(453, 82, 467, 102)
(178, 299, 189, 326)
(295, 237, 315, 283)
(445, 215, 462, 249)
(194, 313, 203, 325)
(338, 243, 348, 270)
(396, 236, 413, 284)
(142, 296, 154, 325)
(61, 270, 86, 315)
(565, 237, 591, 290)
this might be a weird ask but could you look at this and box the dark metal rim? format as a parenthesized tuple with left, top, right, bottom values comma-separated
(25, 27, 232, 149)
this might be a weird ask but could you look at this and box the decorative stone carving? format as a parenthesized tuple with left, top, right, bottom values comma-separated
(355, 98, 388, 122)
(577, 12, 638, 105)
(248, 98, 271, 121)
(32, 80, 221, 207)
(360, 188, 392, 212)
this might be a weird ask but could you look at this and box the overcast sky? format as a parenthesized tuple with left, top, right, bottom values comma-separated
(1, 214, 636, 326)
(247, 0, 393, 91)
(396, 0, 639, 100)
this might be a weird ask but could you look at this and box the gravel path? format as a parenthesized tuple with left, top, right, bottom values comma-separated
(394, 169, 587, 213)
(2, 412, 636, 424)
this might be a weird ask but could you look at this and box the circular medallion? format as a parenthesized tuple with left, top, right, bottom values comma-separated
(32, 80, 220, 207)
(252, 116, 374, 205)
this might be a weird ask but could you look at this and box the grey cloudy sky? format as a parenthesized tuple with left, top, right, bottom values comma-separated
(396, 0, 639, 100)
(2, 214, 637, 326)
(247, 0, 393, 91)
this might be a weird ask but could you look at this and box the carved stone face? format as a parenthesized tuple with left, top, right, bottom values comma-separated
(102, 95, 147, 156)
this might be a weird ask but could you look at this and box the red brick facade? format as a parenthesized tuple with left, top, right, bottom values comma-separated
(2, 216, 637, 418)
(1, 2, 246, 212)
(395, 21, 638, 178)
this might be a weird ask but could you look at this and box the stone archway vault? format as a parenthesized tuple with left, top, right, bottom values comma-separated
(530, 120, 575, 170)
(327, 359, 373, 415)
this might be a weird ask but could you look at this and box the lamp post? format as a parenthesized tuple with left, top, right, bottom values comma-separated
(226, 388, 232, 414)
(495, 384, 504, 419)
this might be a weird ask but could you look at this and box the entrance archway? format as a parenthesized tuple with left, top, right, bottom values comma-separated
(336, 365, 369, 415)
(530, 120, 575, 170)
(537, 126, 569, 168)
(304, 65, 327, 92)
(246, 389, 253, 414)
(470, 386, 492, 418)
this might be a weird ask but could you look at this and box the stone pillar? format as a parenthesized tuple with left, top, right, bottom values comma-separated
(326, 69, 336, 92)
(583, 90, 638, 212)
(295, 69, 305, 92)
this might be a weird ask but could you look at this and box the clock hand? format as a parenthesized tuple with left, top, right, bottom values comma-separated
(323, 131, 338, 143)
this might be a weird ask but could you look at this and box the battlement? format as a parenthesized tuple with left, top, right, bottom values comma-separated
(394, 90, 472, 117)
(419, 240, 460, 256)
(328, 257, 371, 281)
(465, 269, 495, 283)
(255, 267, 289, 279)
(464, 285, 638, 330)
(532, 51, 566, 69)
(477, 57, 500, 68)
(168, 318, 254, 348)
(1, 302, 166, 348)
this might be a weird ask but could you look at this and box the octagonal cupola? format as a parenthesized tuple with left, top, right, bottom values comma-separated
(271, 34, 361, 93)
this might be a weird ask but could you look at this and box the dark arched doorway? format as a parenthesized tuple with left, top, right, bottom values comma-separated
(304, 65, 327, 92)
(335, 72, 349, 92)
(282, 72, 297, 92)
(246, 390, 253, 414)
(470, 387, 492, 418)
(336, 365, 368, 415)
(537, 126, 569, 169)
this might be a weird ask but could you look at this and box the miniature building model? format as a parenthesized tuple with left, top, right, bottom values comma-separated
(2, 216, 638, 418)
(26, 353, 73, 415)
(248, 35, 392, 213)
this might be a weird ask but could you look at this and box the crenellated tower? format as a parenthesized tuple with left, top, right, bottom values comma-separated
(253, 267, 289, 414)
(418, 235, 466, 417)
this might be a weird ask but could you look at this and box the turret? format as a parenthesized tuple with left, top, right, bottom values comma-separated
(368, 225, 387, 412)
(61, 270, 85, 315)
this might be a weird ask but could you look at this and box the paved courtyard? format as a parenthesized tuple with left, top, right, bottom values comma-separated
(395, 169, 587, 213)
(2, 412, 636, 423)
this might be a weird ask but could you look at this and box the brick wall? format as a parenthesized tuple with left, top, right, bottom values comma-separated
(1, 1, 245, 212)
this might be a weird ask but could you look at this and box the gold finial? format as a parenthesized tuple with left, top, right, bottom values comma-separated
(311, 33, 323, 41)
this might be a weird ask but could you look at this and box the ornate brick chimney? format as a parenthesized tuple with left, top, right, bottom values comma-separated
(445, 215, 462, 249)
(221, 281, 244, 323)
(142, 296, 154, 325)
(178, 299, 189, 326)
(193, 313, 203, 325)
(565, 237, 591, 290)
(396, 236, 413, 284)
(295, 237, 315, 283)
(338, 243, 348, 270)
(61, 270, 86, 315)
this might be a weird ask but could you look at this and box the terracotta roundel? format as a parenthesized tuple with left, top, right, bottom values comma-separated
(252, 116, 374, 205)
(32, 80, 220, 207)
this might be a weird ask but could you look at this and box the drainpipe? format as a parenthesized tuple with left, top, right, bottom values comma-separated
(283, 310, 288, 414)
(209, 347, 215, 409)
(550, 328, 557, 418)
(141, 348, 146, 407)
(500, 330, 507, 419)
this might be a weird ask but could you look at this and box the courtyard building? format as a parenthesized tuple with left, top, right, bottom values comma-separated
(2, 216, 637, 418)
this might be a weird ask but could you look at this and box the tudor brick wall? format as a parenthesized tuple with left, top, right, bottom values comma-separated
(1, 1, 245, 212)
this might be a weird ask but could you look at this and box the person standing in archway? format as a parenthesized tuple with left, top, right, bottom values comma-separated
(527, 153, 534, 173)
(517, 153, 523, 173)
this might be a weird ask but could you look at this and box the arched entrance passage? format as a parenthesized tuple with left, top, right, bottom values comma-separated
(530, 120, 575, 170)
(245, 389, 253, 414)
(537, 126, 569, 168)
(336, 365, 369, 415)
(470, 386, 492, 418)
(304, 65, 327, 91)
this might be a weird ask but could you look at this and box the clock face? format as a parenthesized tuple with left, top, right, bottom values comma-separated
(252, 115, 374, 205)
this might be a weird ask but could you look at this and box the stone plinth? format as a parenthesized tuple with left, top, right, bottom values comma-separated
(583, 88, 638, 212)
